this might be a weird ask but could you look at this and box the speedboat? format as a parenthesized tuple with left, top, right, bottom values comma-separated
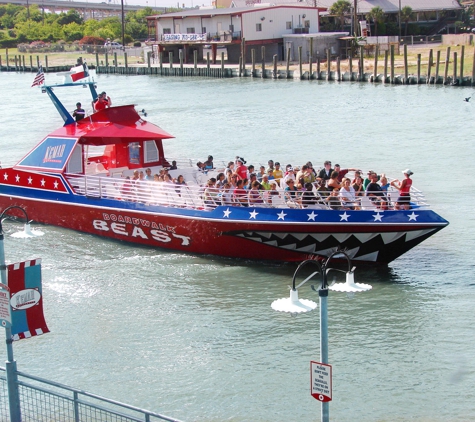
(0, 80, 449, 264)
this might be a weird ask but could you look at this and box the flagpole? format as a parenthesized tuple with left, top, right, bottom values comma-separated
(0, 207, 24, 422)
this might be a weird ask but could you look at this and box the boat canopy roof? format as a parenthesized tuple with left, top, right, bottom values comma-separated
(50, 105, 174, 146)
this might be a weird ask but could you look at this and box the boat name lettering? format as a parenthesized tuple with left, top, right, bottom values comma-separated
(43, 144, 66, 164)
(93, 220, 191, 246)
(101, 213, 175, 233)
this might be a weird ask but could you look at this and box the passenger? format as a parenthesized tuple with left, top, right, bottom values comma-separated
(246, 173, 259, 190)
(131, 170, 139, 182)
(92, 92, 111, 112)
(306, 162, 317, 177)
(72, 102, 85, 122)
(282, 167, 296, 185)
(325, 189, 343, 210)
(196, 161, 206, 172)
(273, 162, 284, 181)
(169, 160, 177, 170)
(247, 164, 255, 177)
(204, 155, 214, 170)
(260, 175, 271, 190)
(175, 175, 187, 196)
(257, 165, 266, 182)
(315, 179, 329, 202)
(145, 168, 153, 181)
(379, 174, 390, 193)
(120, 176, 136, 202)
(248, 181, 264, 205)
(327, 171, 341, 191)
(318, 161, 333, 181)
(216, 172, 226, 189)
(203, 178, 220, 208)
(233, 180, 248, 206)
(352, 170, 362, 184)
(339, 178, 359, 210)
(301, 183, 319, 208)
(266, 168, 275, 181)
(334, 164, 360, 183)
(391, 169, 413, 205)
(366, 172, 387, 208)
(222, 183, 235, 206)
(303, 165, 316, 184)
(363, 170, 379, 190)
(136, 171, 150, 202)
(352, 176, 365, 197)
(297, 176, 306, 191)
(235, 157, 248, 180)
(226, 161, 235, 173)
(295, 165, 307, 182)
(284, 179, 300, 205)
(225, 169, 233, 184)
(266, 159, 275, 173)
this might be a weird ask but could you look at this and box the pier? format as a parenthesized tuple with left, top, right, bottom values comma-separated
(2, 43, 475, 86)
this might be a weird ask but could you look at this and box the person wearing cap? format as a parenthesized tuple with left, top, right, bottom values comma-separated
(273, 162, 283, 181)
(334, 164, 360, 183)
(363, 170, 379, 190)
(283, 166, 296, 185)
(72, 102, 85, 122)
(318, 161, 333, 181)
(391, 169, 413, 205)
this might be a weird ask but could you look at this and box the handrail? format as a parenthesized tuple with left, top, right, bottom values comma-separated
(64, 172, 429, 212)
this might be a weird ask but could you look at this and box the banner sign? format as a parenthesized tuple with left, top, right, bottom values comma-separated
(18, 137, 77, 170)
(7, 259, 50, 341)
(0, 283, 11, 328)
(163, 33, 207, 42)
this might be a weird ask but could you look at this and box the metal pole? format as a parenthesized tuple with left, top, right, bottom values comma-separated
(0, 221, 21, 421)
(319, 282, 329, 422)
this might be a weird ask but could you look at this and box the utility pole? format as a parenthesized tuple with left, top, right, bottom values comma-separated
(354, 0, 358, 36)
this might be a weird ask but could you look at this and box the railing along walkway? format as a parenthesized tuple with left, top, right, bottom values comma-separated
(0, 366, 183, 422)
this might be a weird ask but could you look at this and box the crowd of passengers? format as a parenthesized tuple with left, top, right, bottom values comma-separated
(117, 155, 414, 210)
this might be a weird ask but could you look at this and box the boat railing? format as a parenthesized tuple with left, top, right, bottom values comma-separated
(64, 173, 429, 211)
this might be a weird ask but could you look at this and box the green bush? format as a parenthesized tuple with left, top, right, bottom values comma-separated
(133, 41, 141, 47)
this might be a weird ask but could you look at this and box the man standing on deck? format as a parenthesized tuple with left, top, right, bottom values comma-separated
(334, 164, 360, 183)
(73, 102, 85, 122)
(318, 160, 333, 181)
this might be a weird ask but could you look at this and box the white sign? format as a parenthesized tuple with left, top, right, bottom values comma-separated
(311, 361, 332, 402)
(163, 33, 207, 42)
(0, 283, 12, 328)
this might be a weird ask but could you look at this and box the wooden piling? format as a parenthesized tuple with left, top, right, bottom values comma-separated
(95, 53, 99, 68)
(326, 48, 331, 81)
(169, 52, 173, 69)
(14, 55, 17, 71)
(273, 54, 277, 79)
(427, 49, 433, 84)
(239, 56, 242, 77)
(5, 50, 8, 71)
(416, 54, 421, 84)
(261, 46, 266, 78)
(221, 52, 224, 75)
(179, 49, 183, 72)
(349, 55, 353, 81)
(114, 52, 118, 69)
(147, 52, 151, 68)
(124, 52, 128, 70)
(472, 46, 475, 86)
(390, 45, 395, 84)
(404, 44, 408, 83)
(299, 46, 303, 79)
(285, 47, 290, 79)
(360, 46, 365, 81)
(241, 38, 246, 73)
(29, 55, 33, 71)
(251, 48, 256, 76)
(373, 45, 378, 82)
(193, 50, 198, 71)
(36, 55, 40, 68)
(105, 52, 109, 68)
(45, 55, 48, 72)
(435, 50, 441, 84)
(444, 47, 450, 84)
(159, 52, 163, 73)
(207, 52, 210, 70)
(453, 52, 457, 84)
(22, 55, 25, 71)
(317, 57, 320, 80)
(460, 45, 464, 81)
(0, 55, 2, 69)
(309, 37, 313, 79)
(336, 56, 341, 81)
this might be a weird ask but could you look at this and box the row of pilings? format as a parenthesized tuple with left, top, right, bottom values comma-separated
(2, 44, 475, 86)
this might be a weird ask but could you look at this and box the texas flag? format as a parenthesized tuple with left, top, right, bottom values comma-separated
(7, 259, 50, 341)
(70, 62, 89, 82)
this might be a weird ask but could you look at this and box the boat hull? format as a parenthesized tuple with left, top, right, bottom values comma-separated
(0, 188, 448, 264)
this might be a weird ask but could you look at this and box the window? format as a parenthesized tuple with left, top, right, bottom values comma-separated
(304, 20, 310, 28)
(67, 144, 83, 174)
(144, 141, 159, 163)
(256, 23, 262, 32)
(128, 142, 140, 164)
(286, 21, 291, 30)
(202, 26, 206, 33)
(187, 27, 195, 33)
(163, 28, 171, 34)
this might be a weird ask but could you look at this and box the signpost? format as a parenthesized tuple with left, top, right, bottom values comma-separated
(0, 282, 12, 328)
(311, 361, 332, 402)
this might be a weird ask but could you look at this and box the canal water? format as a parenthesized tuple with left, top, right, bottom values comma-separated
(0, 72, 474, 421)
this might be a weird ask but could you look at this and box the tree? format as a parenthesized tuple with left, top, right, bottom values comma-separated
(366, 6, 385, 36)
(57, 10, 84, 26)
(329, 0, 352, 31)
(400, 6, 413, 36)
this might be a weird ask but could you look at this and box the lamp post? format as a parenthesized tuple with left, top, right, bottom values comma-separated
(0, 206, 42, 422)
(272, 251, 372, 422)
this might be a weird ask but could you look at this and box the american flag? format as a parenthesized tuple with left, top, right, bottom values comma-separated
(31, 65, 45, 87)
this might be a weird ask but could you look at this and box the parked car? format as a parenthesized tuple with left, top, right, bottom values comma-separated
(105, 42, 123, 49)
